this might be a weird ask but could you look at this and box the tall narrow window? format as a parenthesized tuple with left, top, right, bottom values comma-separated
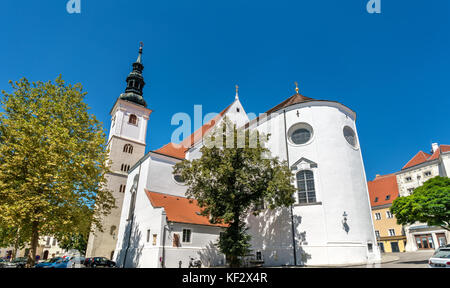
(182, 229, 192, 243)
(147, 230, 151, 243)
(123, 144, 134, 154)
(296, 170, 316, 204)
(129, 114, 137, 125)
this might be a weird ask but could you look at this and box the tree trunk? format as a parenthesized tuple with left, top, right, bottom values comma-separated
(11, 228, 21, 262)
(229, 214, 241, 268)
(28, 221, 39, 267)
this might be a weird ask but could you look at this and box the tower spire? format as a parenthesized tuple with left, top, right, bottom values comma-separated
(120, 43, 147, 107)
(136, 42, 143, 64)
(295, 81, 300, 95)
(235, 84, 239, 100)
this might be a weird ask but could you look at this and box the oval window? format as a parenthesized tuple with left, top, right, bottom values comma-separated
(174, 174, 185, 184)
(343, 126, 357, 147)
(288, 123, 313, 145)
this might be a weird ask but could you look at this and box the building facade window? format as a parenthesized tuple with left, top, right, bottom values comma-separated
(129, 114, 138, 125)
(288, 123, 313, 145)
(123, 144, 134, 154)
(375, 213, 381, 220)
(296, 170, 316, 204)
(375, 230, 380, 238)
(121, 164, 131, 172)
(386, 211, 394, 219)
(405, 177, 412, 182)
(147, 230, 151, 243)
(388, 229, 396, 236)
(119, 184, 126, 193)
(424, 171, 432, 177)
(182, 229, 192, 243)
(343, 126, 358, 147)
(152, 234, 157, 246)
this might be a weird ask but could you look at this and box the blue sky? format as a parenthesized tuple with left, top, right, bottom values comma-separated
(1, 0, 449, 180)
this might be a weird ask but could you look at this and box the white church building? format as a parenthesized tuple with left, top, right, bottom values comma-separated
(106, 46, 380, 267)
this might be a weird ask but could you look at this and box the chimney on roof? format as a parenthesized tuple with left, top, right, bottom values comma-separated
(432, 143, 439, 153)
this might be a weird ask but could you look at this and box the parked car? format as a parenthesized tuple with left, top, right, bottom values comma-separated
(52, 258, 71, 269)
(90, 257, 116, 268)
(3, 257, 27, 268)
(0, 259, 6, 268)
(66, 256, 85, 268)
(428, 247, 450, 268)
(35, 257, 62, 268)
(84, 258, 94, 267)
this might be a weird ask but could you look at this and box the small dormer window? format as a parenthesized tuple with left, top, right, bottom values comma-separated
(129, 114, 138, 125)
(236, 108, 240, 113)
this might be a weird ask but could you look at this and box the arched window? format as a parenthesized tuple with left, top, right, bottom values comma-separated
(296, 170, 316, 204)
(129, 114, 138, 125)
(123, 144, 134, 154)
(121, 164, 131, 172)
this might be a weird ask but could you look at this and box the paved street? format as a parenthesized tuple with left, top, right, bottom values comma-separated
(351, 251, 435, 268)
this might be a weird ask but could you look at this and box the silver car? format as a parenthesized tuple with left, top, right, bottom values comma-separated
(428, 247, 450, 268)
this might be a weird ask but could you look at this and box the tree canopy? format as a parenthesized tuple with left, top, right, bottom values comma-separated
(391, 176, 450, 231)
(174, 119, 296, 267)
(0, 76, 115, 264)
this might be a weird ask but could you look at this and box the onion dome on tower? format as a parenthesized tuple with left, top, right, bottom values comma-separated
(119, 42, 147, 107)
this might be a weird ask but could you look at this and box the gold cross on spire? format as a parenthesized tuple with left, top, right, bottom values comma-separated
(295, 81, 300, 94)
(235, 84, 239, 100)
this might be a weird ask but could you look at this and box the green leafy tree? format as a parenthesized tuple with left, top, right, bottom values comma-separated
(174, 120, 296, 267)
(391, 176, 450, 231)
(0, 77, 115, 265)
(57, 233, 89, 255)
(0, 226, 29, 260)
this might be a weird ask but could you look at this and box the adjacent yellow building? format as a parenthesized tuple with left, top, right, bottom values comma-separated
(368, 174, 406, 253)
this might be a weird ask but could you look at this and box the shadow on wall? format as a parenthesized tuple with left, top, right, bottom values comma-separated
(198, 241, 224, 267)
(115, 216, 143, 268)
(248, 207, 311, 266)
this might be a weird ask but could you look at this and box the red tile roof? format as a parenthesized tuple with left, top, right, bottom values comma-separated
(145, 190, 227, 227)
(368, 174, 400, 207)
(402, 151, 431, 170)
(154, 143, 187, 159)
(153, 103, 233, 159)
(402, 144, 449, 170)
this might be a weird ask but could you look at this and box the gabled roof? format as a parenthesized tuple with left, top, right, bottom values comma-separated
(153, 102, 233, 159)
(402, 144, 450, 170)
(402, 151, 431, 170)
(145, 190, 227, 228)
(367, 174, 400, 207)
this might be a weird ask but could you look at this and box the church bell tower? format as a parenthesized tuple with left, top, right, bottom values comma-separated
(86, 43, 152, 259)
